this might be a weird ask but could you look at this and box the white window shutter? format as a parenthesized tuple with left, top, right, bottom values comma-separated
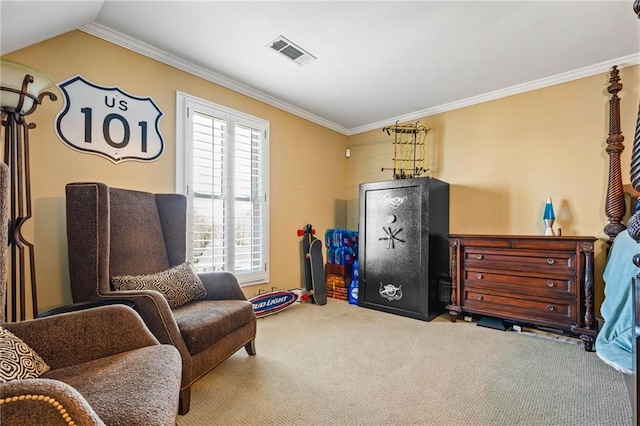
(177, 92, 269, 285)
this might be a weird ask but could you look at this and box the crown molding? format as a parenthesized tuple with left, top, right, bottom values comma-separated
(350, 53, 640, 135)
(81, 23, 638, 137)
(79, 23, 350, 135)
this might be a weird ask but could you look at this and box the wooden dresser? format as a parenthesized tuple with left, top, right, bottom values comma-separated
(446, 234, 598, 351)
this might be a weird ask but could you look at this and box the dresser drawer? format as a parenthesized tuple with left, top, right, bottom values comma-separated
(463, 248, 575, 273)
(463, 270, 575, 298)
(464, 291, 573, 325)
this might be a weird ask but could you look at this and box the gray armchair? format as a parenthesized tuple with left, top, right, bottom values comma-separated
(65, 182, 257, 414)
(0, 162, 182, 425)
(0, 305, 182, 425)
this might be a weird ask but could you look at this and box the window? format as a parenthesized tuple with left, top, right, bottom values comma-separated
(176, 92, 269, 285)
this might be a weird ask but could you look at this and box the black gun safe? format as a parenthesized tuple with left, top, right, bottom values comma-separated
(358, 177, 449, 321)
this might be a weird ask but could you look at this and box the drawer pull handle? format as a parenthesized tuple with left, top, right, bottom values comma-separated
(476, 295, 483, 301)
(547, 258, 555, 265)
(547, 305, 555, 311)
(476, 254, 483, 260)
(476, 273, 483, 279)
(547, 281, 554, 287)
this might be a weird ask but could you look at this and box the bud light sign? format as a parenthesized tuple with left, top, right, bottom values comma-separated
(55, 75, 164, 163)
(249, 290, 298, 318)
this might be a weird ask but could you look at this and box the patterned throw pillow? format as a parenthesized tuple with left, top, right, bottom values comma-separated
(111, 262, 207, 308)
(0, 326, 51, 383)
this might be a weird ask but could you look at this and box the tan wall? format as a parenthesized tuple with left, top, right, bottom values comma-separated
(346, 64, 640, 312)
(2, 30, 348, 317)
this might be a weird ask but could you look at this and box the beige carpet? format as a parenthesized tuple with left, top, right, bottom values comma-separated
(177, 299, 633, 426)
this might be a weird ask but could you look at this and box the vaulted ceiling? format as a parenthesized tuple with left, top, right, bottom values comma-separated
(2, 1, 639, 135)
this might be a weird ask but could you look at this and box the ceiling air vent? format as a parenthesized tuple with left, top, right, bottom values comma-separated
(268, 36, 316, 66)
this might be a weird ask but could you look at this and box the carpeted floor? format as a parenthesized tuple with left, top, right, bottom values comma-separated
(177, 299, 633, 426)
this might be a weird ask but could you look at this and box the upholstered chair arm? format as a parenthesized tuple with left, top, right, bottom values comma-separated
(0, 378, 105, 426)
(3, 305, 158, 370)
(101, 290, 193, 385)
(199, 271, 247, 300)
(102, 290, 186, 346)
(37, 298, 135, 317)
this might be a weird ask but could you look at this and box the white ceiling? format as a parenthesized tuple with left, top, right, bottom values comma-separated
(2, 1, 639, 135)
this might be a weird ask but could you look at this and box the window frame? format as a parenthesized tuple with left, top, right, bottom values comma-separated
(176, 91, 269, 286)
